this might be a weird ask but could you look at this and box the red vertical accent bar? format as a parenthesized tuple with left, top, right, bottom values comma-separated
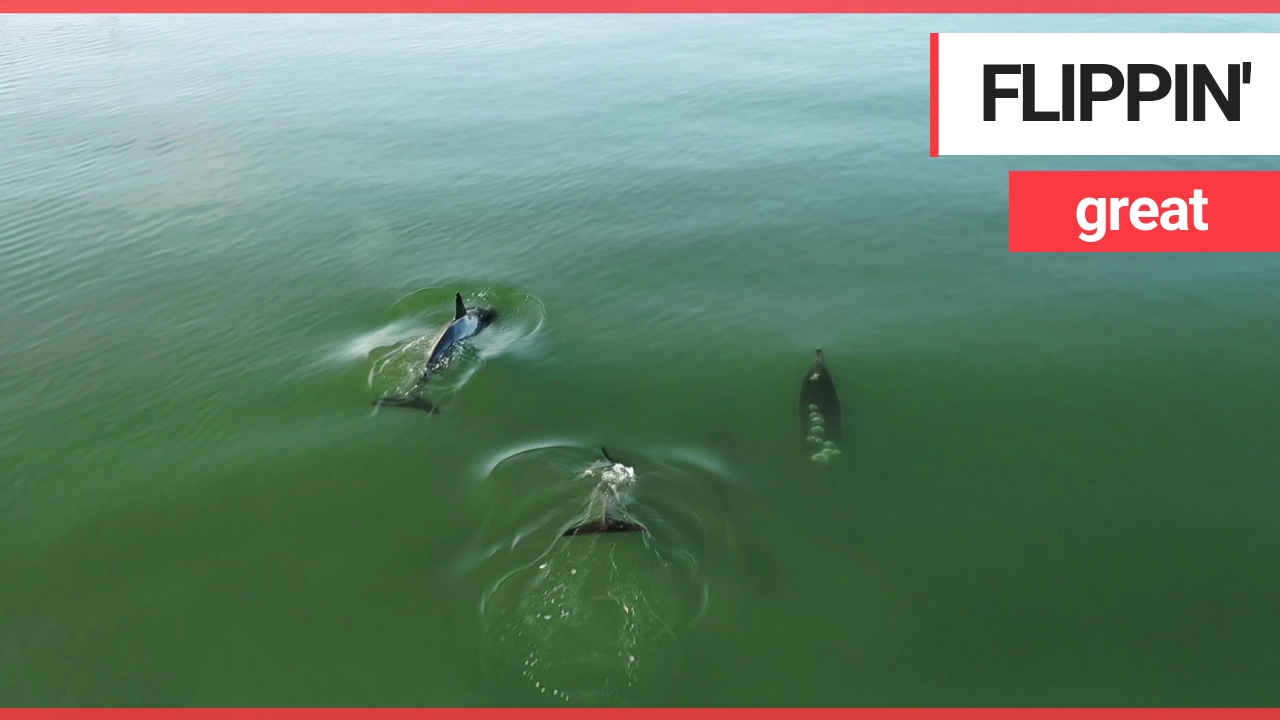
(1008, 170, 1021, 251)
(929, 32, 939, 157)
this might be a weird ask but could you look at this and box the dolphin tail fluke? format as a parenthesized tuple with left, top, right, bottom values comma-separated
(372, 396, 439, 414)
(562, 515, 646, 537)
(454, 292, 467, 320)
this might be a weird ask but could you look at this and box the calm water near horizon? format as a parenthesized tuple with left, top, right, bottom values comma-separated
(5, 14, 1280, 706)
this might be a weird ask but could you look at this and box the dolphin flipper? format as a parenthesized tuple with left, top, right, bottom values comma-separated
(562, 516, 646, 537)
(372, 396, 439, 414)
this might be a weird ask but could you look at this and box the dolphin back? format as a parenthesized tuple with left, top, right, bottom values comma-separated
(422, 314, 481, 378)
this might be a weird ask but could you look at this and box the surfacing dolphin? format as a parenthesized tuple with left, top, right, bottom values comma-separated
(800, 348, 843, 462)
(480, 444, 702, 705)
(562, 448, 647, 537)
(374, 292, 497, 414)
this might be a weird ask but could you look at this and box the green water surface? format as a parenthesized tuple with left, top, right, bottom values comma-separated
(4, 14, 1280, 706)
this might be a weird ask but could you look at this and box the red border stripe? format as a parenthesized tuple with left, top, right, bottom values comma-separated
(929, 32, 939, 158)
(3, 0, 1280, 10)
(2, 707, 1280, 715)
(0, 708, 1269, 716)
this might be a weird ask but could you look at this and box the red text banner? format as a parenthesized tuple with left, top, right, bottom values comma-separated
(1009, 170, 1280, 252)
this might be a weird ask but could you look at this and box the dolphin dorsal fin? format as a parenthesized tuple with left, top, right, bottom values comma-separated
(454, 293, 466, 320)
(600, 447, 617, 464)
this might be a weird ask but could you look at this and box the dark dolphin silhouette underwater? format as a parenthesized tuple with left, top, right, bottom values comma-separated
(374, 292, 497, 414)
(800, 348, 843, 463)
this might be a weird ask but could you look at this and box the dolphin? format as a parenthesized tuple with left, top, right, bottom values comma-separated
(562, 448, 647, 537)
(374, 292, 497, 413)
(481, 445, 699, 706)
(800, 348, 843, 460)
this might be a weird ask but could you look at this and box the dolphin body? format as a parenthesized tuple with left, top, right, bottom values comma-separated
(562, 448, 647, 537)
(800, 348, 843, 461)
(374, 292, 497, 414)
